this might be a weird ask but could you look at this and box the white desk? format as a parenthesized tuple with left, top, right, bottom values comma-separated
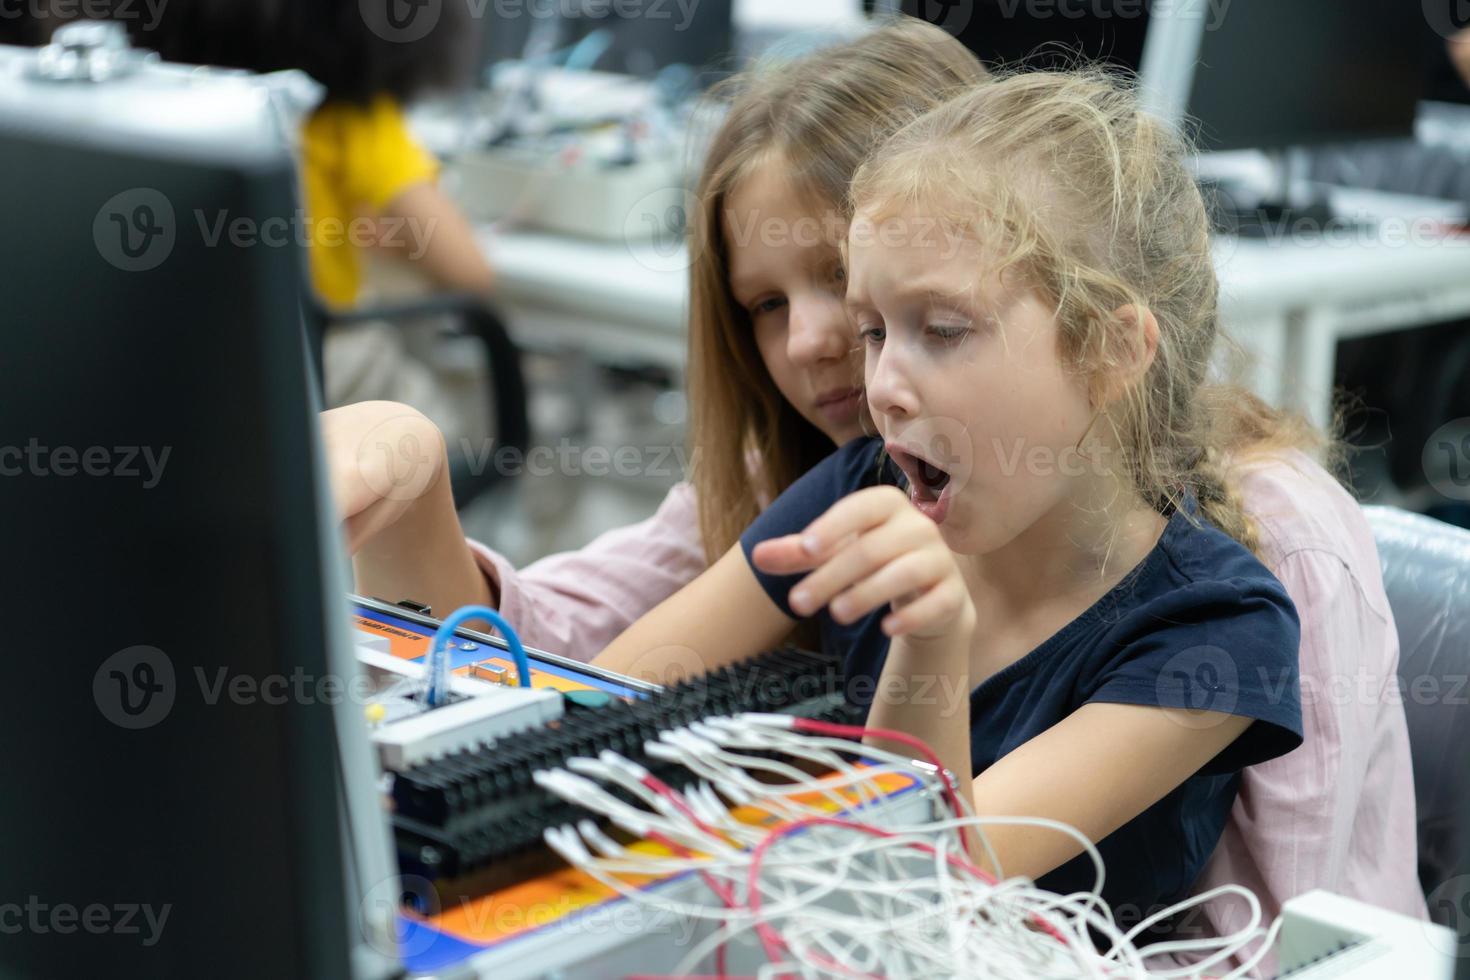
(1216, 231, 1470, 430)
(484, 225, 1470, 431)
(484, 228, 688, 370)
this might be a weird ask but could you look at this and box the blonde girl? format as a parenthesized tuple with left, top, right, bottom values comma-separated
(325, 20, 988, 643)
(594, 70, 1310, 929)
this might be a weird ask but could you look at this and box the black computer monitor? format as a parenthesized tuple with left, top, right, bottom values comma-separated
(0, 31, 395, 979)
(479, 0, 736, 85)
(1173, 0, 1425, 152)
(899, 0, 1427, 152)
(897, 0, 1151, 73)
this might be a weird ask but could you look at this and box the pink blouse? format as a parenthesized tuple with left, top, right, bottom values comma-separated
(467, 482, 706, 660)
(467, 451, 1426, 966)
(1173, 450, 1425, 972)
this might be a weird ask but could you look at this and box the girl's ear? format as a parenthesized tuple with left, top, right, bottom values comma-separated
(1092, 303, 1159, 407)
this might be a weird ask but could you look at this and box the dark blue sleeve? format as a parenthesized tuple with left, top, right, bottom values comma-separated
(739, 437, 886, 619)
(1083, 576, 1304, 774)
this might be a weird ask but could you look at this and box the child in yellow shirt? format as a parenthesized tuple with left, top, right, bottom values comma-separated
(138, 1, 496, 308)
(302, 94, 496, 308)
(136, 1, 498, 445)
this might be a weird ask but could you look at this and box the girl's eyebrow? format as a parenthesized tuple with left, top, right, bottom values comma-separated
(914, 288, 976, 311)
(847, 284, 978, 314)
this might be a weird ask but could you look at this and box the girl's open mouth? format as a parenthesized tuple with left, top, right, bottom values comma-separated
(887, 444, 954, 524)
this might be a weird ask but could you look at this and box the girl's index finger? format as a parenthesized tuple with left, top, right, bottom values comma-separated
(794, 486, 908, 561)
(752, 529, 863, 575)
(749, 534, 819, 576)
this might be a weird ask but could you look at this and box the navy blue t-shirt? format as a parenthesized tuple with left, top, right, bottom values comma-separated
(740, 437, 1303, 926)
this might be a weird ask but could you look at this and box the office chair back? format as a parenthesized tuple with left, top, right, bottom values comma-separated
(306, 293, 531, 509)
(1365, 505, 1470, 931)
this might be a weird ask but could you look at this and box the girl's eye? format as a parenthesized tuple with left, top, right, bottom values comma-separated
(749, 296, 787, 317)
(860, 323, 886, 346)
(928, 324, 970, 343)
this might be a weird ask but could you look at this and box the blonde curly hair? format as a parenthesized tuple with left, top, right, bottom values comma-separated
(850, 68, 1334, 558)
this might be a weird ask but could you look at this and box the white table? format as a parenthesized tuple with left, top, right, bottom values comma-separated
(483, 223, 1470, 432)
(484, 229, 689, 370)
(1216, 231, 1470, 430)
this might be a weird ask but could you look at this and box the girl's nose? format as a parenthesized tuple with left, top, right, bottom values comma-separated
(786, 293, 851, 368)
(866, 344, 920, 422)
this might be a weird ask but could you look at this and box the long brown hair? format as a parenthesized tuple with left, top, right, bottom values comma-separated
(849, 69, 1332, 560)
(687, 18, 988, 562)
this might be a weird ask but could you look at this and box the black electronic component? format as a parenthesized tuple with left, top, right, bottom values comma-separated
(394, 598, 434, 617)
(1, 29, 391, 980)
(390, 646, 863, 902)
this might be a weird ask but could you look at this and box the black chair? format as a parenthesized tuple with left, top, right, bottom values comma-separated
(304, 293, 530, 509)
(1365, 505, 1470, 927)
